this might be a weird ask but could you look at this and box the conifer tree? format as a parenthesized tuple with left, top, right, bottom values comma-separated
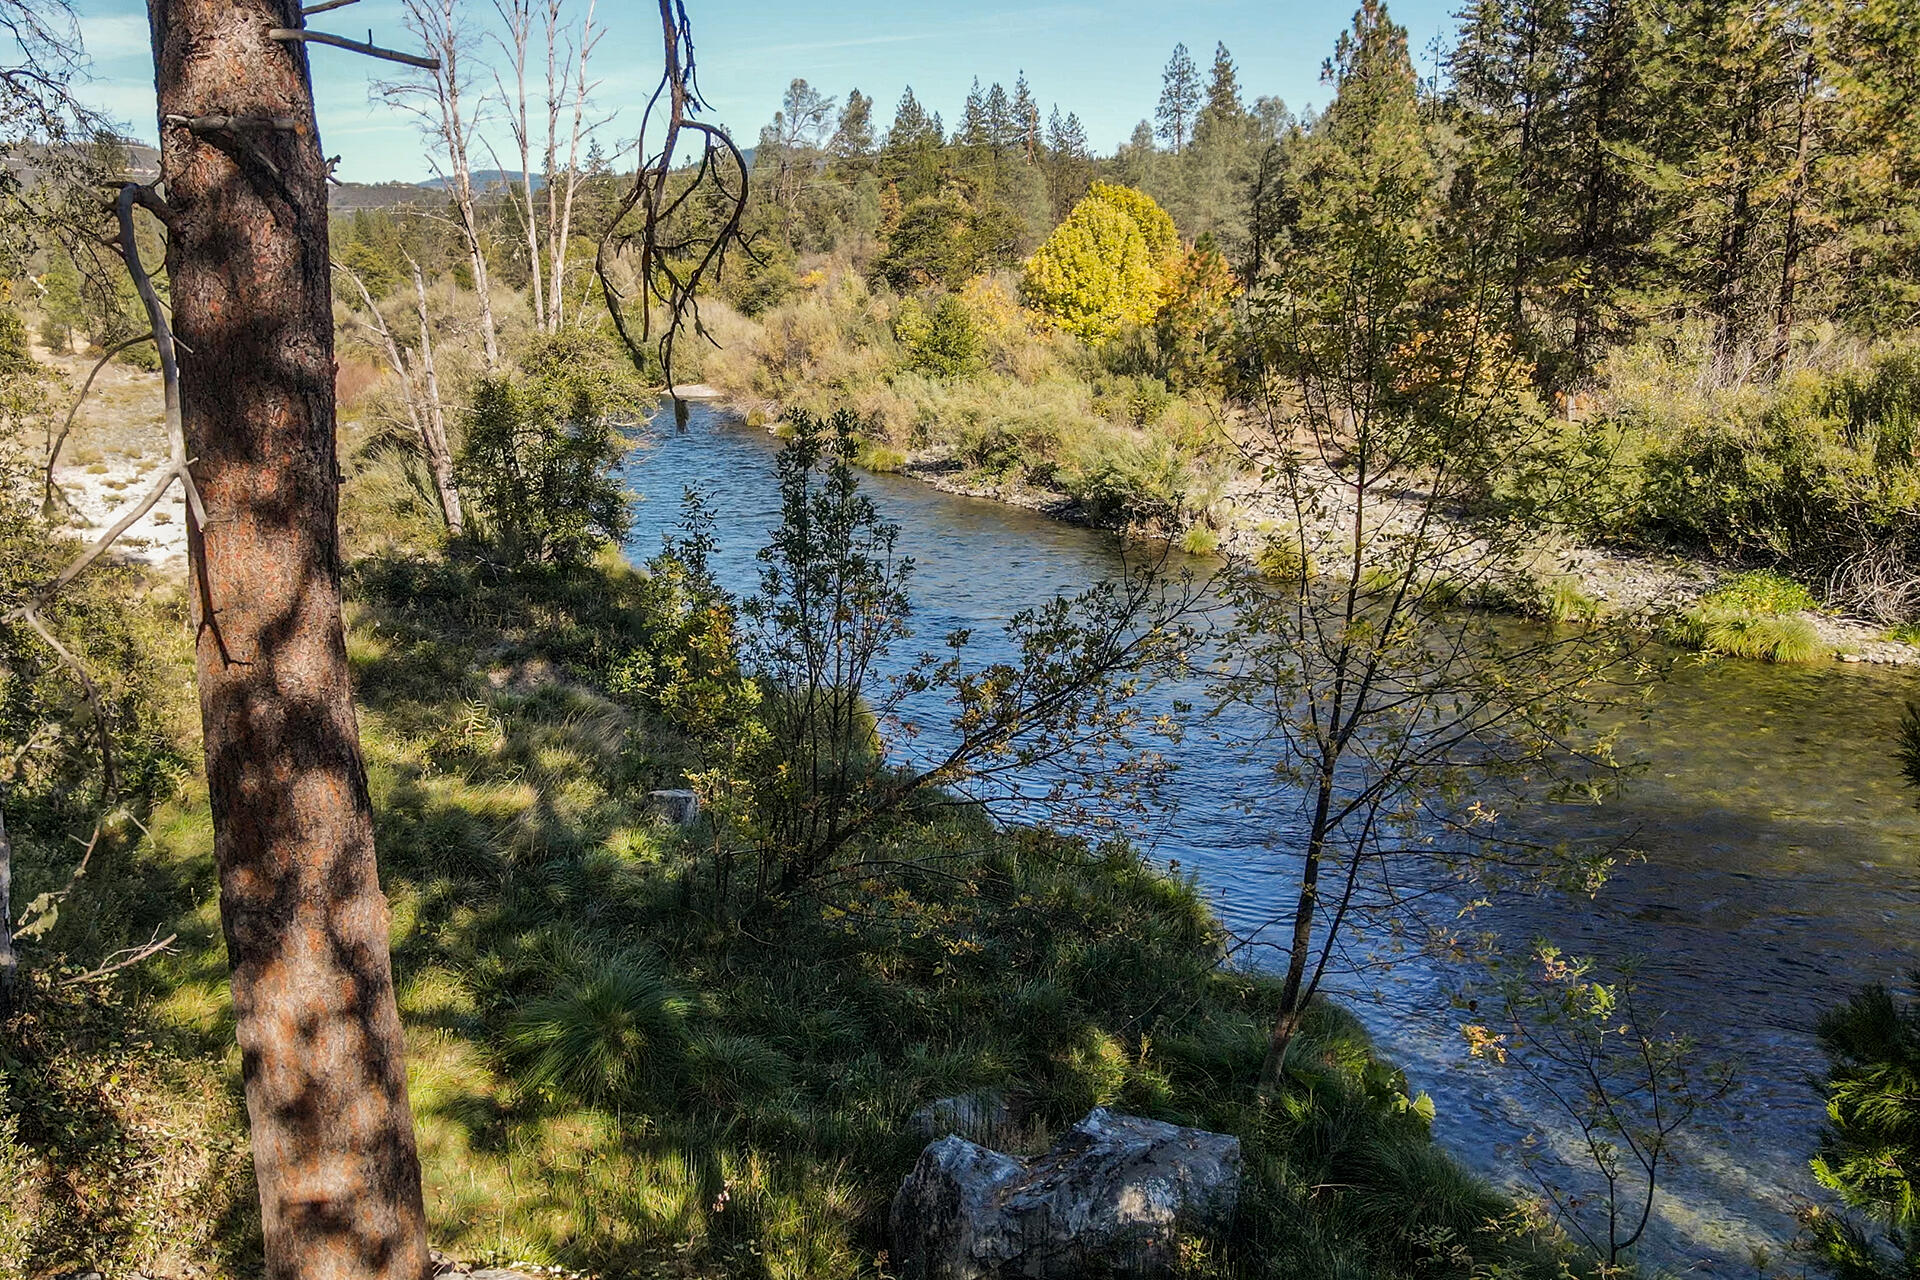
(1157, 43, 1202, 151)
(882, 86, 946, 203)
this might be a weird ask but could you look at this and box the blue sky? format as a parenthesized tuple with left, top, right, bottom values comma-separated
(68, 0, 1460, 185)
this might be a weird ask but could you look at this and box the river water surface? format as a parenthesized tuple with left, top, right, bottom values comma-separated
(617, 405, 1920, 1271)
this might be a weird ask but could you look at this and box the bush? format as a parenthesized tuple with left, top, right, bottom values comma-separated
(1058, 434, 1195, 528)
(458, 330, 648, 565)
(893, 292, 981, 378)
(1802, 976, 1920, 1280)
(1586, 336, 1920, 574)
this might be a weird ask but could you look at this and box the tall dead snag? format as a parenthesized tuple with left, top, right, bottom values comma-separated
(148, 2, 429, 1277)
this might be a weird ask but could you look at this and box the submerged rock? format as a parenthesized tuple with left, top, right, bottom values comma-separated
(890, 1107, 1242, 1279)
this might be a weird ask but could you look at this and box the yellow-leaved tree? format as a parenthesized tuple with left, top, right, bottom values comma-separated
(1022, 184, 1179, 341)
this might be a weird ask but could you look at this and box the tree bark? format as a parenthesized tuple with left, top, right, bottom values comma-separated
(148, 4, 429, 1278)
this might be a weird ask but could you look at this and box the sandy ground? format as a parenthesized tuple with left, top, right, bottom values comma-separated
(34, 339, 186, 567)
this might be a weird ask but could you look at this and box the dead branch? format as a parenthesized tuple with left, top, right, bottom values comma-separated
(268, 28, 441, 71)
(62, 927, 179, 984)
(593, 0, 750, 383)
(41, 329, 155, 512)
(16, 608, 118, 795)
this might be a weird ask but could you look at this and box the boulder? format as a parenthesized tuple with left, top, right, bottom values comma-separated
(891, 1107, 1241, 1280)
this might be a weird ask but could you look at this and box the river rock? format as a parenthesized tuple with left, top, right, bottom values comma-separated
(890, 1107, 1242, 1280)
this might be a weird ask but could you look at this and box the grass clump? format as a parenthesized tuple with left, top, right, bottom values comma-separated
(1668, 570, 1824, 663)
(1533, 575, 1602, 625)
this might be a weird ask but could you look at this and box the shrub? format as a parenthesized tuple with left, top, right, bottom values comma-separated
(1058, 434, 1194, 528)
(893, 292, 981, 378)
(1706, 568, 1817, 614)
(458, 329, 648, 565)
(1801, 976, 1920, 1280)
(1589, 336, 1920, 572)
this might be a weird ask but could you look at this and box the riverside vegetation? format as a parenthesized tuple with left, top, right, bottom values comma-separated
(7, 364, 1587, 1277)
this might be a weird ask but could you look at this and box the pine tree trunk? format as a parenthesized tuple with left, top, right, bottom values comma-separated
(149, 4, 429, 1277)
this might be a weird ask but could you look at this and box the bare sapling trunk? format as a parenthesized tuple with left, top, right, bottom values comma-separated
(150, 2, 429, 1276)
(394, 0, 498, 369)
(0, 784, 14, 1018)
(339, 265, 462, 536)
(408, 258, 463, 534)
(544, 0, 600, 332)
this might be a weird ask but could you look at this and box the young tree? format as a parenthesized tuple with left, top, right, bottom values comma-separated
(1220, 0, 1628, 1086)
(336, 261, 464, 535)
(1157, 41, 1202, 151)
(150, 2, 430, 1275)
(1467, 947, 1735, 1263)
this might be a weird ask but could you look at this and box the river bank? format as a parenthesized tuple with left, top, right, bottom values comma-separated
(711, 395, 1920, 668)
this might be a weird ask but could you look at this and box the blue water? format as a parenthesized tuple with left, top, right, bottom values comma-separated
(618, 404, 1920, 1271)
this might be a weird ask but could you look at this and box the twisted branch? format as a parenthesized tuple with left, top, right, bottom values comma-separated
(593, 0, 750, 385)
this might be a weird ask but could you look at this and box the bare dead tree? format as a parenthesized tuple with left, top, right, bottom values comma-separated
(595, 0, 751, 384)
(336, 258, 463, 534)
(543, 0, 602, 333)
(490, 0, 546, 329)
(383, 0, 500, 370)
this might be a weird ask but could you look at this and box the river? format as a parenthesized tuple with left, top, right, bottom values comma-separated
(617, 404, 1920, 1271)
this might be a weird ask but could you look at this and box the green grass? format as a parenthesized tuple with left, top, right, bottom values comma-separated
(1537, 576, 1603, 625)
(1665, 569, 1825, 663)
(4, 548, 1589, 1280)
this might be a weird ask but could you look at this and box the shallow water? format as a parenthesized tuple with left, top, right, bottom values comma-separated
(617, 406, 1920, 1270)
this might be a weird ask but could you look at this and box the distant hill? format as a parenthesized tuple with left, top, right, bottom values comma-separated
(329, 180, 445, 213)
(420, 168, 546, 193)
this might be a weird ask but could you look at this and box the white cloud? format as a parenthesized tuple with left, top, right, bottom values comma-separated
(76, 12, 151, 62)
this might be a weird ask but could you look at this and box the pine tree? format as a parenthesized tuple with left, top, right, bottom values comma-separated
(1012, 73, 1042, 164)
(830, 88, 875, 170)
(1157, 43, 1202, 151)
(1045, 107, 1094, 221)
(1196, 42, 1247, 146)
(882, 86, 947, 203)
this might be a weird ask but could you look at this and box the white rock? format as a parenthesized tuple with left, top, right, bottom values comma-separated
(891, 1107, 1242, 1280)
